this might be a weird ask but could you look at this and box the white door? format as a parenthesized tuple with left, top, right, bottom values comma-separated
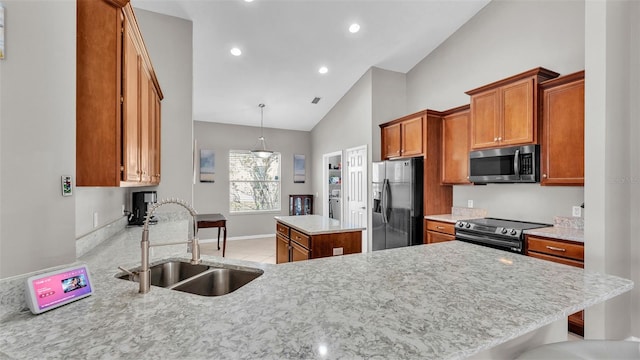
(345, 145, 368, 252)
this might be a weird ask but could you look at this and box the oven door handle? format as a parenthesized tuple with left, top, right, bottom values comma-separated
(455, 232, 521, 251)
(514, 149, 520, 178)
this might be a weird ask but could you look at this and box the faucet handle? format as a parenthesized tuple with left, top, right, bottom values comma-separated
(118, 266, 140, 282)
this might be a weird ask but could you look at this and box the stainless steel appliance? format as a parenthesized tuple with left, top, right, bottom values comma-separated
(372, 157, 423, 251)
(455, 218, 551, 254)
(469, 144, 539, 183)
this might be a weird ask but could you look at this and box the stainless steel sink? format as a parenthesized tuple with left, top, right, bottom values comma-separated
(117, 260, 210, 287)
(117, 260, 263, 296)
(172, 268, 263, 296)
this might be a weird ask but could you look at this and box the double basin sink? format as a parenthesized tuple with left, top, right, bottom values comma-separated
(117, 260, 263, 296)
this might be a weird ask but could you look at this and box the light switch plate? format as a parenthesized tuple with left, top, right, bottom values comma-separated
(61, 176, 72, 196)
(467, 200, 474, 208)
(572, 206, 581, 217)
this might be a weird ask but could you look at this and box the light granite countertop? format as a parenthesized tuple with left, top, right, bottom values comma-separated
(425, 207, 488, 224)
(0, 221, 631, 359)
(524, 227, 585, 243)
(275, 214, 365, 235)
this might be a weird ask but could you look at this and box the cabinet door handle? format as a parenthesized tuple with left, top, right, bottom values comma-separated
(498, 137, 502, 141)
(546, 245, 566, 252)
(542, 174, 547, 178)
(494, 137, 498, 142)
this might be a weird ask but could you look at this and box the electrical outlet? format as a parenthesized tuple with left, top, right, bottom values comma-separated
(93, 212, 99, 228)
(468, 200, 474, 208)
(121, 204, 125, 215)
(572, 206, 581, 217)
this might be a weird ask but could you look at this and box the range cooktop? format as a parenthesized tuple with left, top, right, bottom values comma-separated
(463, 218, 551, 231)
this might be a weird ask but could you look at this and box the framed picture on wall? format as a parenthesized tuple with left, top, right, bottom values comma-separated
(200, 149, 215, 183)
(294, 154, 305, 183)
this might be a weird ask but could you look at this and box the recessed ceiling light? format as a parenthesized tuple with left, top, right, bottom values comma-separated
(230, 47, 242, 56)
(244, 0, 254, 2)
(318, 66, 328, 74)
(349, 23, 360, 34)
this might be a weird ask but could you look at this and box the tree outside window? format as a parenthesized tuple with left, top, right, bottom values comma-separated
(229, 151, 281, 213)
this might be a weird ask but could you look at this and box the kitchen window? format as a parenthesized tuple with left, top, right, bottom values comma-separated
(229, 150, 281, 213)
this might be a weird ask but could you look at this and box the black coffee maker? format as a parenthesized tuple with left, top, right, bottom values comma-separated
(129, 191, 157, 225)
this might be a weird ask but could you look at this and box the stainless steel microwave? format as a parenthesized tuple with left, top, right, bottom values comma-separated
(468, 145, 539, 183)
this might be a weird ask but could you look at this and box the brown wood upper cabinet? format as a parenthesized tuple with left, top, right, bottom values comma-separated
(466, 68, 559, 151)
(539, 71, 585, 186)
(77, 0, 163, 187)
(380, 112, 424, 159)
(441, 105, 471, 185)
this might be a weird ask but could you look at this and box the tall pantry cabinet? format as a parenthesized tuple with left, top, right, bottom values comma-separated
(77, 0, 163, 187)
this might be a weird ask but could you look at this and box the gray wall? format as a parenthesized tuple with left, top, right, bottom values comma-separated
(406, 0, 586, 222)
(628, 0, 640, 339)
(584, 0, 636, 340)
(76, 188, 127, 237)
(310, 67, 406, 252)
(0, 0, 76, 278)
(311, 70, 373, 217)
(193, 121, 312, 239)
(371, 67, 407, 162)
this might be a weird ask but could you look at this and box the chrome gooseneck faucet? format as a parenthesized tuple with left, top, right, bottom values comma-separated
(139, 198, 200, 294)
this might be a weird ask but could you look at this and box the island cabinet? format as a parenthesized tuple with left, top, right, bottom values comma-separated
(276, 220, 362, 264)
(526, 234, 584, 336)
(539, 71, 585, 186)
(424, 219, 455, 244)
(380, 111, 424, 159)
(441, 105, 471, 185)
(465, 67, 559, 150)
(77, 0, 163, 187)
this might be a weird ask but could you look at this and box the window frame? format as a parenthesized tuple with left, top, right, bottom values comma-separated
(228, 150, 282, 214)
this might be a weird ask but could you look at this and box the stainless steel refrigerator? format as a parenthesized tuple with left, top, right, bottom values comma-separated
(372, 157, 423, 251)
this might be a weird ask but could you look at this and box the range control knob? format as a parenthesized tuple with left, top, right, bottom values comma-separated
(511, 229, 518, 236)
(465, 223, 471, 229)
(457, 222, 465, 228)
(501, 228, 508, 234)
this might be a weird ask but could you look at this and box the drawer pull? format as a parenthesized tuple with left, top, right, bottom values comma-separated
(436, 226, 445, 230)
(546, 245, 566, 252)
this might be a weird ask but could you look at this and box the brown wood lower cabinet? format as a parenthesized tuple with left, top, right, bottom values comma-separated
(424, 219, 455, 244)
(276, 221, 362, 264)
(276, 234, 290, 264)
(526, 234, 584, 336)
(291, 241, 310, 262)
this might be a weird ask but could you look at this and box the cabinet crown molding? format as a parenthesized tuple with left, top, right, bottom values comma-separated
(465, 67, 560, 96)
(539, 70, 585, 89)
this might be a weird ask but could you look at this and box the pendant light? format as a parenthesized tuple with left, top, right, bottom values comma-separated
(251, 103, 274, 158)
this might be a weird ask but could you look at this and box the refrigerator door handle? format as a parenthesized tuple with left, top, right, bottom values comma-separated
(382, 178, 390, 223)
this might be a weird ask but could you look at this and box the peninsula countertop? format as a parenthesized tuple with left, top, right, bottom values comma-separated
(0, 222, 632, 359)
(275, 214, 365, 235)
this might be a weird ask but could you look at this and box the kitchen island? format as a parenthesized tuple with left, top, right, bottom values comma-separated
(0, 221, 633, 359)
(275, 215, 364, 263)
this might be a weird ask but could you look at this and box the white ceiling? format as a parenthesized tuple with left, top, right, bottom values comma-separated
(131, 0, 490, 131)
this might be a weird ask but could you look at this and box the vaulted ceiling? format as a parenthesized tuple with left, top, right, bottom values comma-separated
(132, 0, 490, 131)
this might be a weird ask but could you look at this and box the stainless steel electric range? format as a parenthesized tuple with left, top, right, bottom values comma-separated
(455, 218, 551, 254)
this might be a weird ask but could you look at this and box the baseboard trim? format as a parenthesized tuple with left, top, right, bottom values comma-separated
(199, 233, 275, 244)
